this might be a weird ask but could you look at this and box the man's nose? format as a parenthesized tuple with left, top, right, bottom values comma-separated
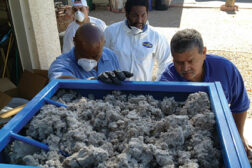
(137, 16, 143, 23)
(183, 62, 190, 71)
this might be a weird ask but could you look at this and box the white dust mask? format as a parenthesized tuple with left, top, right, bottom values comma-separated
(75, 10, 85, 22)
(131, 26, 143, 35)
(78, 58, 97, 72)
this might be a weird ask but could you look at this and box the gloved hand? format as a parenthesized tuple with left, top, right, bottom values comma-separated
(98, 70, 133, 85)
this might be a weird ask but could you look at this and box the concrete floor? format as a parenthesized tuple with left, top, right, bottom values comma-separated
(90, 5, 252, 53)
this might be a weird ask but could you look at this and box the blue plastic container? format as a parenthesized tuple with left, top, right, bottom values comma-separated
(0, 80, 250, 168)
(149, 0, 152, 11)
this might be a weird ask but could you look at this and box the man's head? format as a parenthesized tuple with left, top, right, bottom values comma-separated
(73, 23, 105, 62)
(170, 29, 207, 82)
(72, 0, 89, 23)
(125, 0, 149, 30)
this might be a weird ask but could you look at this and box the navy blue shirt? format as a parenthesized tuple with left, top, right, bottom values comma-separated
(49, 47, 120, 80)
(160, 54, 250, 113)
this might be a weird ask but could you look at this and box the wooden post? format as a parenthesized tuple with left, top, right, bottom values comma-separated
(220, 0, 238, 11)
(225, 0, 235, 7)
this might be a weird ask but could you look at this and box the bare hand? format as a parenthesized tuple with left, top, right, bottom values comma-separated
(241, 137, 252, 157)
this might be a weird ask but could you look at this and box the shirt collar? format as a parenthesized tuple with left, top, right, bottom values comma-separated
(70, 48, 77, 61)
(99, 50, 109, 63)
(203, 56, 209, 82)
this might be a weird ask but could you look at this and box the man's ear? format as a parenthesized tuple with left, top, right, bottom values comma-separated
(86, 6, 89, 13)
(203, 47, 207, 59)
(203, 47, 207, 53)
(203, 47, 207, 55)
(72, 7, 75, 14)
(73, 36, 76, 46)
(126, 12, 129, 20)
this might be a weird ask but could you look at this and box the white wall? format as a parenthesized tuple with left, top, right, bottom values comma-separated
(9, 0, 61, 70)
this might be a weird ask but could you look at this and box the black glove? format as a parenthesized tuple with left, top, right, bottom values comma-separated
(98, 70, 133, 85)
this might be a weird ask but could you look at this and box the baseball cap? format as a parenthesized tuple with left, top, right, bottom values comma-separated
(72, 0, 87, 7)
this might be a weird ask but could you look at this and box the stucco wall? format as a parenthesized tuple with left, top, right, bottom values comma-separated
(9, 0, 61, 70)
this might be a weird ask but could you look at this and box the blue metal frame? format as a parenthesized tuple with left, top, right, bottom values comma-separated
(0, 79, 250, 168)
(213, 82, 250, 167)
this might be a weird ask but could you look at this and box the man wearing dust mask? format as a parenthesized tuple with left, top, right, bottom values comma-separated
(49, 23, 133, 84)
(62, 0, 106, 53)
(104, 0, 171, 81)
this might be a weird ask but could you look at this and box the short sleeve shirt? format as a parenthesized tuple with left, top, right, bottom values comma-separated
(49, 47, 120, 80)
(160, 54, 250, 113)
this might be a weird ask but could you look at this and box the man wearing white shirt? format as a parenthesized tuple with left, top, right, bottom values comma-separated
(104, 0, 171, 81)
(63, 0, 107, 53)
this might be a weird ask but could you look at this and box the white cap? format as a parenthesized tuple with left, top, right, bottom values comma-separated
(72, 0, 88, 7)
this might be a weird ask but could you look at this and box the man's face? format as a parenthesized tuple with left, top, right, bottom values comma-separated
(173, 47, 206, 82)
(126, 6, 148, 30)
(75, 38, 105, 62)
(72, 6, 88, 18)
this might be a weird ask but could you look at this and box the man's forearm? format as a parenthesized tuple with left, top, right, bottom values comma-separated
(57, 75, 77, 79)
(232, 111, 247, 138)
(232, 111, 252, 156)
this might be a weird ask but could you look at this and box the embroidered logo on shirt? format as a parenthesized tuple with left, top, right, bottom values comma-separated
(142, 42, 153, 48)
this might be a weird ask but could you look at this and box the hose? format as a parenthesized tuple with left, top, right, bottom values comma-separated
(2, 32, 13, 78)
